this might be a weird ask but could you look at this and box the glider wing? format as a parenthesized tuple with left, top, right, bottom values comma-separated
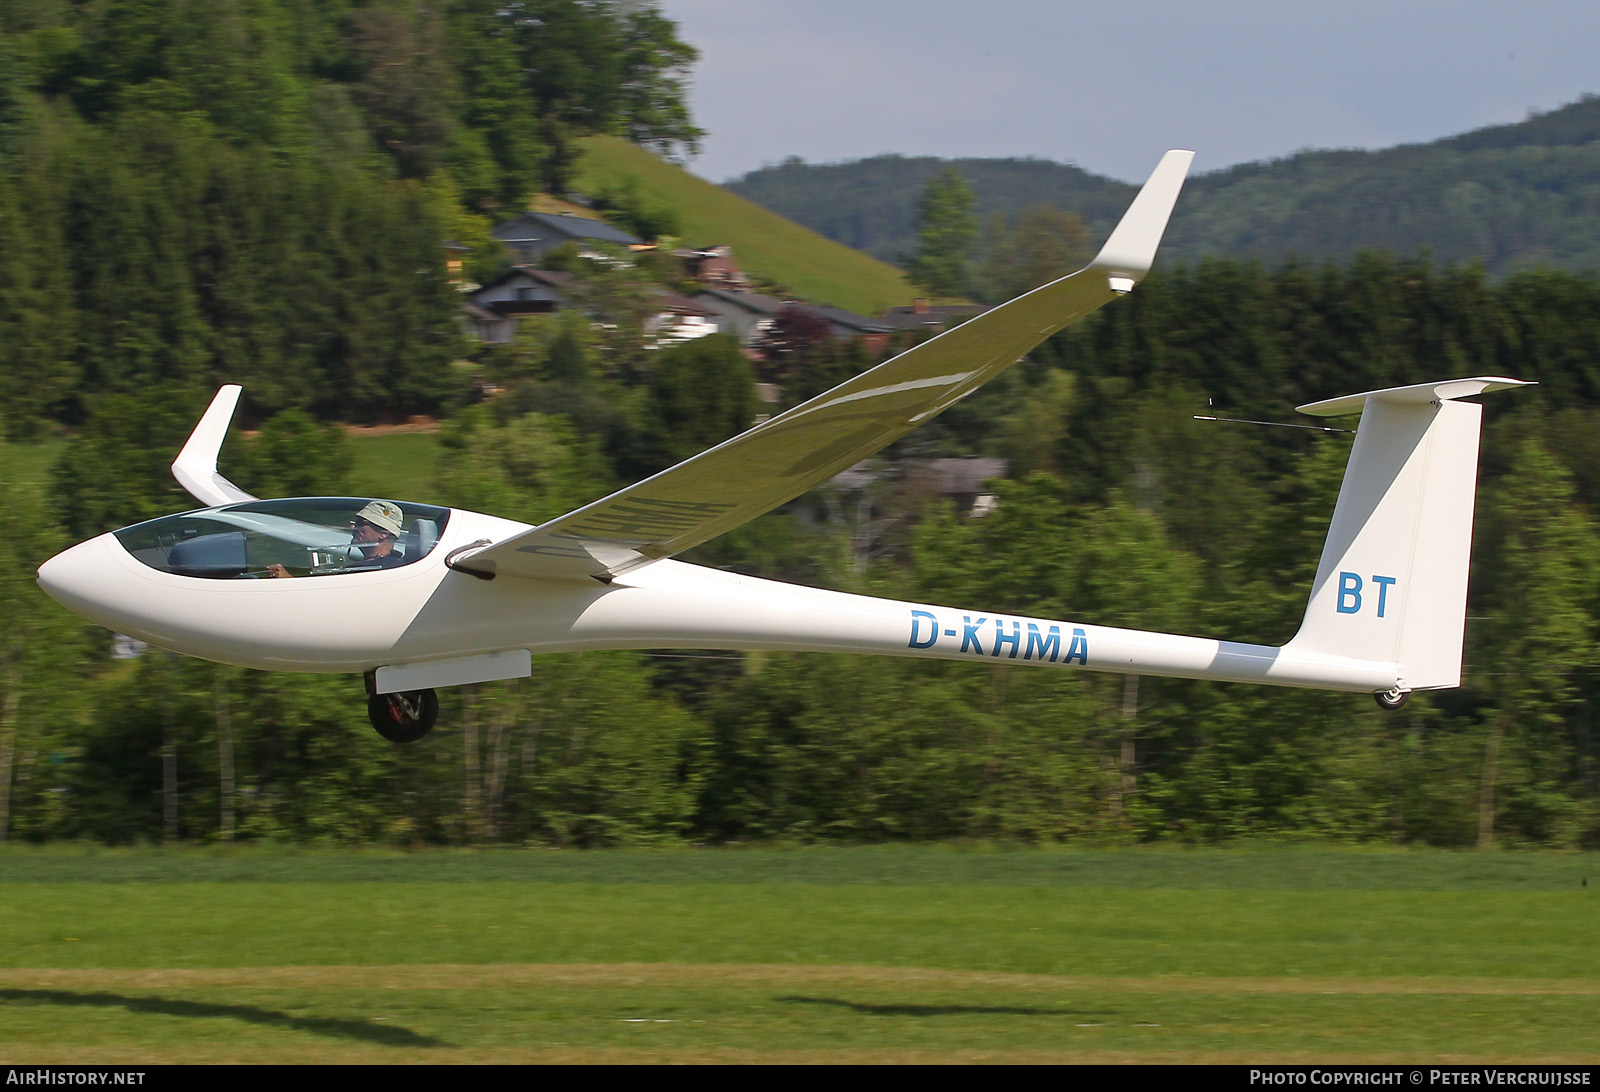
(460, 150, 1195, 582)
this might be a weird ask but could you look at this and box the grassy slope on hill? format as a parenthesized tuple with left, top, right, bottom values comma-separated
(575, 135, 915, 316)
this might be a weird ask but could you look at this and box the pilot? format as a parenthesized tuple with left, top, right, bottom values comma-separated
(267, 500, 407, 577)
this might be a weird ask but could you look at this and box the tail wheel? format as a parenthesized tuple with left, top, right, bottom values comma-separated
(368, 688, 439, 742)
(1374, 687, 1410, 711)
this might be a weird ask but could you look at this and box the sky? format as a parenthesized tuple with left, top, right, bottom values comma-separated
(657, 0, 1600, 184)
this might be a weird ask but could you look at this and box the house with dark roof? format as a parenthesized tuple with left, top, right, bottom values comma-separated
(464, 267, 571, 343)
(465, 266, 719, 349)
(692, 287, 789, 346)
(491, 212, 643, 264)
(692, 288, 893, 353)
(801, 303, 892, 350)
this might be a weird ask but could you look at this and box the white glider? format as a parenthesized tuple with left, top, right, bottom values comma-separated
(35, 150, 1528, 740)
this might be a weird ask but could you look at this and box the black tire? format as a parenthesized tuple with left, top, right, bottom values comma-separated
(368, 688, 439, 742)
(1373, 688, 1410, 711)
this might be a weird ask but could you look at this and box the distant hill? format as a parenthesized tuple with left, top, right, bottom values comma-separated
(725, 154, 1137, 270)
(575, 135, 914, 315)
(727, 95, 1600, 278)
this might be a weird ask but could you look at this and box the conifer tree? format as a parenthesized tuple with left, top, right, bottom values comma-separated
(907, 166, 976, 299)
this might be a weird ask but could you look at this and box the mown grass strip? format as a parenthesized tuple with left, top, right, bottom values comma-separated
(0, 848, 1594, 1062)
(1, 966, 1595, 1062)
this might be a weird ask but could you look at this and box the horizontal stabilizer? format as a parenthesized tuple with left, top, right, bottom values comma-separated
(1298, 377, 1533, 417)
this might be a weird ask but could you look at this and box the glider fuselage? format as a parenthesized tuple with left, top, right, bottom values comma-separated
(36, 498, 1395, 694)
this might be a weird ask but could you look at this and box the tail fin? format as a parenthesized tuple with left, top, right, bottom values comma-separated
(1283, 377, 1531, 692)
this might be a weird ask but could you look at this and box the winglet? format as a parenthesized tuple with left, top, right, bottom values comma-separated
(171, 385, 257, 507)
(1091, 149, 1195, 284)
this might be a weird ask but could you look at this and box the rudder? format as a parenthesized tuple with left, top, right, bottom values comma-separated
(1284, 377, 1530, 692)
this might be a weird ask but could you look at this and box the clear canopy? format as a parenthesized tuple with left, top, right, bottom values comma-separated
(114, 498, 451, 579)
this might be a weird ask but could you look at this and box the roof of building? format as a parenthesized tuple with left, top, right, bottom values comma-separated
(653, 290, 718, 317)
(491, 211, 641, 248)
(801, 303, 892, 335)
(694, 287, 788, 316)
(877, 302, 990, 331)
(471, 266, 573, 295)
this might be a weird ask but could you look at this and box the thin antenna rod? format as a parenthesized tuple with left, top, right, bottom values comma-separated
(1193, 414, 1354, 435)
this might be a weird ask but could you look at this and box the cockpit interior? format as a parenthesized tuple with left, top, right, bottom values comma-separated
(114, 498, 451, 579)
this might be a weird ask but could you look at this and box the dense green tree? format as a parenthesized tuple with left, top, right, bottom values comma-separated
(69, 0, 312, 150)
(1470, 435, 1600, 847)
(613, 3, 702, 158)
(347, 1, 457, 179)
(907, 166, 976, 299)
(634, 335, 752, 476)
(434, 404, 613, 525)
(446, 0, 544, 206)
(50, 386, 203, 539)
(0, 158, 76, 438)
(224, 409, 351, 500)
(971, 204, 1091, 303)
(470, 652, 707, 845)
(0, 447, 94, 843)
(482, 0, 701, 191)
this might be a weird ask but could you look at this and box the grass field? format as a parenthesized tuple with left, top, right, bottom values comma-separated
(2, 438, 66, 493)
(0, 846, 1595, 1063)
(343, 431, 441, 502)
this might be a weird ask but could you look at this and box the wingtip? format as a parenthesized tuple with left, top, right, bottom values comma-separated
(1090, 149, 1194, 280)
(172, 384, 256, 507)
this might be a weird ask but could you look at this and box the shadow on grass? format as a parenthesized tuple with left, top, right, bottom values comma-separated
(778, 996, 1114, 1018)
(0, 989, 445, 1047)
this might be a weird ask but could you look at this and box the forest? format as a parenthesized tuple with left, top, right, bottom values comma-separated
(729, 94, 1600, 280)
(2, 2, 1600, 849)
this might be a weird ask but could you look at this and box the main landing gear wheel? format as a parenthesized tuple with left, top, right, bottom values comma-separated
(368, 688, 439, 742)
(1374, 687, 1411, 711)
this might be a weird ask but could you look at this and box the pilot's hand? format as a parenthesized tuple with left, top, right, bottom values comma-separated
(266, 564, 293, 579)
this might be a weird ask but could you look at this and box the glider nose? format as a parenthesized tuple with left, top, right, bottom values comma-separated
(36, 534, 112, 615)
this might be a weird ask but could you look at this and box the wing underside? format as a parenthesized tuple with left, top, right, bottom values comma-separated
(460, 149, 1195, 583)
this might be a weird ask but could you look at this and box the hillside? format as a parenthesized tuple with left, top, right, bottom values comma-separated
(728, 95, 1600, 278)
(576, 135, 915, 315)
(727, 155, 1138, 269)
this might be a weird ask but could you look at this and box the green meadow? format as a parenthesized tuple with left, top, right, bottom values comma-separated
(576, 134, 916, 316)
(0, 846, 1594, 1063)
(343, 431, 442, 502)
